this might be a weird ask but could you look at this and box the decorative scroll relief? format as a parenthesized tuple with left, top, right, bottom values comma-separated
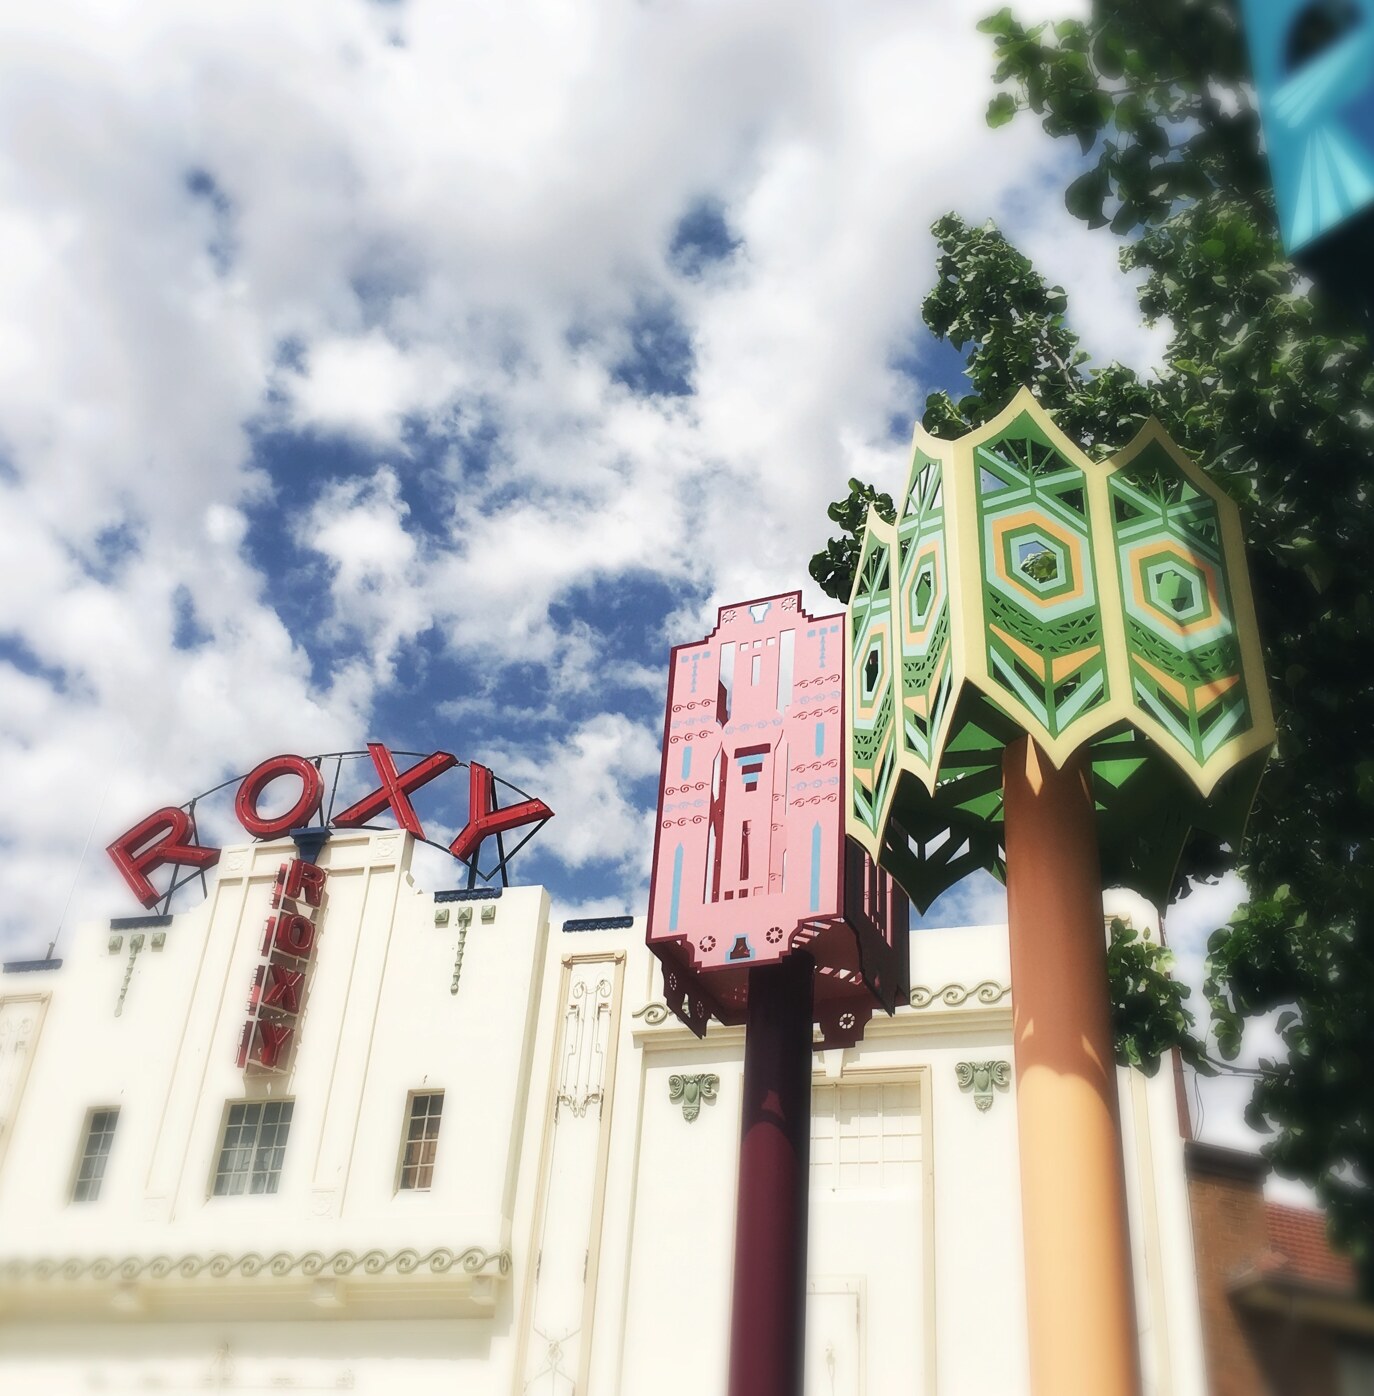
(635, 982, 1012, 1024)
(909, 981, 1010, 1009)
(0, 1245, 511, 1287)
(557, 974, 614, 1119)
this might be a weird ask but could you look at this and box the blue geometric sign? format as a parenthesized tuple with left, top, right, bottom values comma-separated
(1242, 0, 1374, 253)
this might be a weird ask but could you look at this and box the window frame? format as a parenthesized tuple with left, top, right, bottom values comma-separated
(70, 1106, 120, 1204)
(209, 1098, 294, 1198)
(395, 1089, 445, 1194)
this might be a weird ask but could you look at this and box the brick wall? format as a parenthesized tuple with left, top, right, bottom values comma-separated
(1185, 1142, 1340, 1396)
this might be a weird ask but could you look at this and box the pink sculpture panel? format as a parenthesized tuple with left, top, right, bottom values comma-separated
(646, 592, 908, 1047)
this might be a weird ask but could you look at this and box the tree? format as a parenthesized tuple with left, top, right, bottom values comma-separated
(812, 2, 1374, 1289)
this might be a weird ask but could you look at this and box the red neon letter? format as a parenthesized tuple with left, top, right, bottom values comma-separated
(261, 962, 304, 1015)
(235, 755, 323, 838)
(449, 762, 553, 865)
(107, 808, 220, 910)
(331, 743, 457, 838)
(293, 861, 326, 905)
(272, 912, 317, 958)
(274, 859, 327, 908)
(255, 1021, 294, 1069)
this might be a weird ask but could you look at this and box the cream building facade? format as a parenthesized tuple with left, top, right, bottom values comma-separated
(0, 826, 1206, 1394)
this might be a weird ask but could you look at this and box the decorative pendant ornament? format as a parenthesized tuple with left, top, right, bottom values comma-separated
(955, 1060, 1011, 1112)
(668, 1073, 719, 1122)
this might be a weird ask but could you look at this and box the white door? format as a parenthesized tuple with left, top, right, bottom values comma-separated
(807, 1078, 925, 1395)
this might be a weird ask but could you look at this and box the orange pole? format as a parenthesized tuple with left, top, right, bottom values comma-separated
(1003, 737, 1141, 1396)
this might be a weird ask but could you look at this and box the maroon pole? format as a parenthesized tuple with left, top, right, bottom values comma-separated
(728, 952, 815, 1396)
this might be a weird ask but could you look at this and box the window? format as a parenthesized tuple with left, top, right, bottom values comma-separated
(72, 1108, 119, 1202)
(811, 1080, 921, 1191)
(398, 1091, 444, 1191)
(211, 1100, 293, 1196)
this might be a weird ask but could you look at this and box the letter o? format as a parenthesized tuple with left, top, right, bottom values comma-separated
(235, 755, 323, 838)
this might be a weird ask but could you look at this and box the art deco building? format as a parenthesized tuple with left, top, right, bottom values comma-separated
(1, 825, 1216, 1393)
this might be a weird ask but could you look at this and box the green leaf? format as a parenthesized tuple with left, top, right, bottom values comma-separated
(1065, 166, 1110, 227)
(987, 92, 1018, 128)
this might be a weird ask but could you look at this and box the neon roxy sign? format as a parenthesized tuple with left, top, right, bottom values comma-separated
(237, 853, 328, 1075)
(106, 743, 553, 912)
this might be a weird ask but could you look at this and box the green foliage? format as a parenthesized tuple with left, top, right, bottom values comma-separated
(1108, 918, 1212, 1076)
(919, 213, 1158, 454)
(1020, 549, 1059, 583)
(809, 0, 1374, 1288)
(982, 0, 1374, 1296)
(807, 477, 895, 601)
(809, 214, 1157, 602)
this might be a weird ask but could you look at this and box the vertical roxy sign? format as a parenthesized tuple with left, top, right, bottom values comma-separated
(236, 853, 328, 1074)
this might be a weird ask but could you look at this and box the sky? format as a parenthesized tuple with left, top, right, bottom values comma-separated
(0, 0, 1285, 1167)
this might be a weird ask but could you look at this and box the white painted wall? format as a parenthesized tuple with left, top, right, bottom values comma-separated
(0, 831, 1207, 1395)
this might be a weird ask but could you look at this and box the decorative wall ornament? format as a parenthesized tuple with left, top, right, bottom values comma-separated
(450, 908, 471, 996)
(556, 975, 613, 1119)
(909, 980, 1010, 1009)
(524, 1324, 579, 1392)
(516, 953, 624, 1396)
(0, 1245, 511, 1286)
(668, 1073, 719, 1122)
(631, 1001, 672, 1026)
(114, 934, 146, 1017)
(956, 1060, 1011, 1112)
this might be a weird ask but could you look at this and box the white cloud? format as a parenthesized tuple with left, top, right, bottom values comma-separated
(0, 0, 1167, 960)
(489, 712, 661, 890)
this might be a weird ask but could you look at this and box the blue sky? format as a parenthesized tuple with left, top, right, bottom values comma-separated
(0, 4, 1042, 934)
(0, 0, 1185, 936)
(1, 0, 1302, 1166)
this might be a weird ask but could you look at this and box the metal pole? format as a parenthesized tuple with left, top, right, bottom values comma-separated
(1003, 736, 1141, 1396)
(728, 952, 815, 1396)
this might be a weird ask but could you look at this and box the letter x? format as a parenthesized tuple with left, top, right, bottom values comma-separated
(332, 743, 457, 838)
(262, 963, 304, 1015)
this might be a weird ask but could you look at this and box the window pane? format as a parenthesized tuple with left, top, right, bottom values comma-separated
(398, 1091, 444, 1191)
(212, 1100, 292, 1197)
(72, 1108, 120, 1203)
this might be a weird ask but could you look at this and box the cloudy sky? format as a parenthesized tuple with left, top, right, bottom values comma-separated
(0, 0, 1282, 1158)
